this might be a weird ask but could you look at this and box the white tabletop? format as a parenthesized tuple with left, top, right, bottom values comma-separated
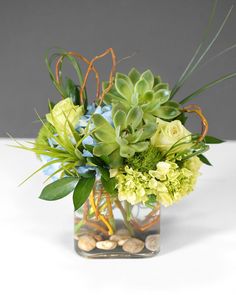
(0, 138, 236, 295)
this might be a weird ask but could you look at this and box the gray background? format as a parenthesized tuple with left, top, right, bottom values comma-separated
(0, 0, 235, 139)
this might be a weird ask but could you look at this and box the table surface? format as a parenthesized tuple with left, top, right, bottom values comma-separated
(0, 139, 236, 295)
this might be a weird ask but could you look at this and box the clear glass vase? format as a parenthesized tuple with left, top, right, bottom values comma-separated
(74, 181, 160, 258)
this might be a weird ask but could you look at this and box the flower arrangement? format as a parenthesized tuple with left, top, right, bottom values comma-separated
(12, 1, 235, 257)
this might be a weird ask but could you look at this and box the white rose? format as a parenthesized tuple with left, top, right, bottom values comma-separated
(46, 98, 84, 134)
(151, 118, 191, 152)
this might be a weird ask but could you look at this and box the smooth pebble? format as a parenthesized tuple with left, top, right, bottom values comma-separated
(110, 234, 131, 242)
(116, 228, 130, 236)
(118, 238, 129, 246)
(145, 234, 160, 252)
(96, 240, 117, 250)
(78, 235, 96, 252)
(122, 238, 144, 254)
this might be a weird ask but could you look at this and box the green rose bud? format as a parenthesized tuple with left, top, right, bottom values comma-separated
(46, 98, 84, 134)
(151, 118, 191, 152)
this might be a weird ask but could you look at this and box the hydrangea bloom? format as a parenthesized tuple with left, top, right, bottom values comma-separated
(40, 155, 61, 181)
(116, 157, 202, 206)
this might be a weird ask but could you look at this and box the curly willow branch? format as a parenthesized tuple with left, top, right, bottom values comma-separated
(182, 104, 209, 141)
(55, 51, 101, 103)
(80, 48, 116, 106)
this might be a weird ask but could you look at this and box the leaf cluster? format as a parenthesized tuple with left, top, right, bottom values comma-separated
(45, 48, 87, 109)
(103, 69, 181, 122)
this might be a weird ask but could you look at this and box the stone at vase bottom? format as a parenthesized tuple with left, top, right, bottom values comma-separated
(74, 181, 160, 259)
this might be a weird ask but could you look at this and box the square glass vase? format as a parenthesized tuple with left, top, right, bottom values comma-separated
(74, 181, 160, 258)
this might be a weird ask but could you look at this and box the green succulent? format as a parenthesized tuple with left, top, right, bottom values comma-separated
(103, 68, 181, 122)
(92, 106, 156, 167)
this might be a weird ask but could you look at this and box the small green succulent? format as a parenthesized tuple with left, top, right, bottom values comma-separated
(92, 106, 156, 167)
(103, 68, 181, 123)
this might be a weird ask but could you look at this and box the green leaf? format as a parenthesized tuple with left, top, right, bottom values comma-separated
(125, 129, 142, 143)
(154, 89, 170, 105)
(134, 78, 149, 97)
(126, 106, 143, 129)
(79, 170, 96, 178)
(113, 110, 126, 130)
(93, 142, 118, 156)
(153, 83, 169, 92)
(176, 112, 188, 125)
(181, 145, 210, 161)
(128, 68, 141, 85)
(120, 145, 135, 158)
(115, 73, 134, 100)
(170, 1, 232, 99)
(108, 149, 123, 168)
(154, 75, 162, 86)
(154, 105, 181, 119)
(199, 43, 236, 71)
(143, 91, 154, 101)
(198, 154, 212, 166)
(64, 77, 80, 105)
(163, 101, 180, 108)
(104, 92, 124, 104)
(93, 129, 115, 143)
(179, 72, 236, 105)
(88, 156, 104, 167)
(139, 123, 156, 140)
(103, 82, 124, 104)
(131, 92, 139, 105)
(48, 101, 56, 110)
(59, 52, 87, 102)
(45, 50, 66, 97)
(130, 141, 149, 152)
(143, 113, 156, 124)
(39, 177, 79, 201)
(101, 176, 117, 195)
(98, 167, 110, 181)
(73, 176, 95, 211)
(83, 143, 94, 152)
(204, 135, 224, 144)
(92, 114, 116, 141)
(19, 158, 63, 186)
(140, 70, 154, 89)
(45, 49, 87, 102)
(35, 122, 55, 151)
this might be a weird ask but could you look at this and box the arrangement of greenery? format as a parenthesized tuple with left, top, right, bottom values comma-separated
(12, 1, 235, 232)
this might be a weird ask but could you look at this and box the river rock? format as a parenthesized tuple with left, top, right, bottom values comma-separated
(122, 238, 144, 254)
(116, 228, 130, 236)
(77, 235, 96, 252)
(118, 238, 129, 246)
(145, 234, 160, 252)
(110, 234, 130, 242)
(96, 240, 117, 250)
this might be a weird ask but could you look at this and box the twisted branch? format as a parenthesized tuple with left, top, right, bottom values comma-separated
(55, 51, 100, 103)
(80, 48, 116, 105)
(182, 104, 209, 141)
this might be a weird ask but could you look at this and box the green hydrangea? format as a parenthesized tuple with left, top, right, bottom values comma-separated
(116, 156, 202, 206)
(116, 166, 152, 205)
(125, 145, 162, 172)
